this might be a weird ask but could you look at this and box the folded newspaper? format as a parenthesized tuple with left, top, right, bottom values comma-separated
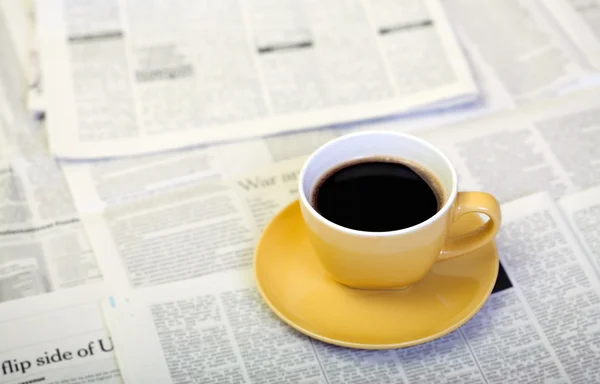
(22, 0, 600, 127)
(35, 0, 481, 158)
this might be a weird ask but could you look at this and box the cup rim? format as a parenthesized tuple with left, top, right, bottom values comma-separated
(298, 130, 458, 237)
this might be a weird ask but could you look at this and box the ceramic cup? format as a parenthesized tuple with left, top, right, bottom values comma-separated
(298, 131, 501, 290)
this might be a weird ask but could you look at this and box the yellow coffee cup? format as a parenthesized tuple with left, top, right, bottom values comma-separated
(298, 131, 501, 290)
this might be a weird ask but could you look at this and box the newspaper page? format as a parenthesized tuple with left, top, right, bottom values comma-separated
(1, 57, 101, 302)
(1, 60, 101, 302)
(0, 155, 102, 303)
(420, 87, 600, 203)
(35, 0, 478, 159)
(101, 192, 600, 383)
(0, 284, 122, 384)
(79, 156, 304, 290)
(60, 134, 320, 213)
(443, 0, 600, 102)
(559, 185, 600, 278)
(0, 17, 118, 383)
(540, 0, 600, 71)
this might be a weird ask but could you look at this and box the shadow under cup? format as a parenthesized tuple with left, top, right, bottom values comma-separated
(298, 131, 458, 289)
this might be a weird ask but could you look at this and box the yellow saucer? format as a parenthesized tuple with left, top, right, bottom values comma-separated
(254, 200, 499, 350)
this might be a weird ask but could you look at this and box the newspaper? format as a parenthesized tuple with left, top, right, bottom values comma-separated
(32, 0, 600, 159)
(5, 4, 600, 380)
(0, 60, 100, 303)
(35, 0, 479, 159)
(61, 137, 311, 213)
(0, 284, 122, 384)
(80, 157, 304, 289)
(541, 0, 600, 71)
(0, 155, 102, 303)
(443, 0, 600, 100)
(0, 42, 121, 382)
(101, 191, 600, 383)
(29, 0, 600, 126)
(419, 88, 600, 203)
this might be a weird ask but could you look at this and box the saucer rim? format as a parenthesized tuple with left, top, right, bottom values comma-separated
(254, 199, 499, 350)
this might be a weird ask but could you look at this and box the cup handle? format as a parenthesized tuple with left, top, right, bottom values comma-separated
(438, 192, 501, 261)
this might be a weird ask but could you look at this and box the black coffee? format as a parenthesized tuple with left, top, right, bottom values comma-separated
(312, 159, 441, 232)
